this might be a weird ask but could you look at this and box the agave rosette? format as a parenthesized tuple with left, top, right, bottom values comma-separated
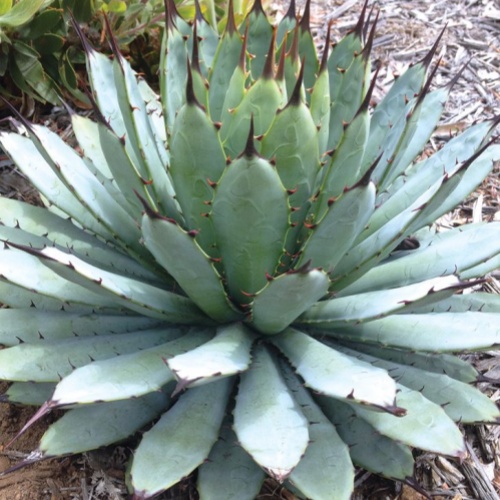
(0, 0, 499, 498)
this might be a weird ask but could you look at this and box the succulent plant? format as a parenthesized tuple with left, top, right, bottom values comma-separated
(0, 0, 499, 498)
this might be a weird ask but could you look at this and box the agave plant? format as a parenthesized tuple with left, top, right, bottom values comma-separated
(0, 0, 499, 498)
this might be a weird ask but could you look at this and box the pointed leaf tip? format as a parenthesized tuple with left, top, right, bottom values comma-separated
(262, 27, 277, 79)
(226, 0, 237, 35)
(164, 0, 180, 30)
(285, 57, 305, 107)
(284, 0, 296, 19)
(361, 9, 379, 61)
(250, 0, 266, 16)
(241, 117, 257, 158)
(353, 0, 369, 38)
(186, 58, 202, 108)
(299, 0, 311, 33)
(420, 25, 447, 69)
(319, 22, 332, 74)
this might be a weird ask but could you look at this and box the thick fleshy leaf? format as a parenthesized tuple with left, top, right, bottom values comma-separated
(197, 420, 266, 500)
(39, 393, 170, 456)
(50, 328, 212, 406)
(0, 309, 158, 346)
(141, 212, 239, 322)
(337, 345, 500, 424)
(0, 245, 118, 311)
(0, 197, 161, 283)
(299, 275, 462, 326)
(233, 344, 309, 482)
(110, 47, 179, 220)
(169, 100, 226, 254)
(364, 121, 496, 241)
(321, 312, 500, 352)
(408, 292, 500, 314)
(161, 17, 189, 131)
(212, 151, 289, 303)
(336, 341, 481, 384)
(340, 222, 500, 295)
(361, 59, 427, 171)
(317, 396, 415, 481)
(251, 269, 330, 335)
(316, 106, 370, 217)
(260, 90, 320, 246)
(272, 329, 398, 410)
(0, 132, 112, 240)
(351, 385, 466, 458)
(296, 181, 376, 271)
(242, 2, 273, 79)
(130, 378, 233, 498)
(1, 382, 55, 406)
(0, 327, 180, 382)
(208, 23, 243, 122)
(25, 124, 144, 253)
(167, 324, 256, 389)
(220, 77, 283, 159)
(23, 245, 207, 323)
(282, 362, 354, 500)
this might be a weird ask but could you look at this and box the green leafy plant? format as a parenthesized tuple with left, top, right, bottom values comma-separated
(0, 0, 499, 498)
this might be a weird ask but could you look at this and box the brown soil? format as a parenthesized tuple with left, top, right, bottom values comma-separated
(0, 384, 81, 500)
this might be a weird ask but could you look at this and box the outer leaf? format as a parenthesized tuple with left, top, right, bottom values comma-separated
(25, 245, 207, 323)
(337, 341, 481, 384)
(0, 245, 118, 311)
(141, 212, 239, 322)
(0, 213, 161, 284)
(361, 60, 427, 171)
(50, 328, 212, 406)
(0, 309, 158, 346)
(233, 344, 309, 482)
(338, 346, 500, 423)
(408, 292, 500, 314)
(111, 49, 180, 221)
(282, 362, 354, 500)
(1, 382, 55, 406)
(39, 393, 170, 456)
(365, 120, 496, 240)
(351, 385, 466, 458)
(197, 421, 266, 500)
(378, 88, 449, 190)
(299, 275, 462, 327)
(130, 378, 233, 498)
(341, 222, 500, 295)
(167, 323, 256, 389)
(321, 313, 500, 352)
(272, 329, 398, 410)
(317, 396, 415, 481)
(0, 132, 113, 241)
(0, 328, 180, 382)
(251, 269, 330, 335)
